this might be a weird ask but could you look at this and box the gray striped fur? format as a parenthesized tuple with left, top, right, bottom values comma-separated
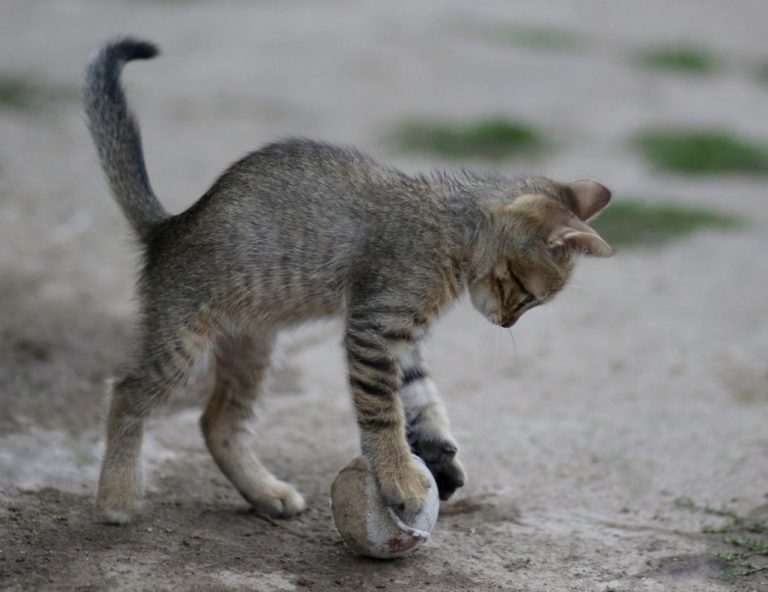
(85, 38, 613, 523)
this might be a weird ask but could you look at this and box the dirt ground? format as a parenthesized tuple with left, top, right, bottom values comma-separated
(1, 1, 767, 591)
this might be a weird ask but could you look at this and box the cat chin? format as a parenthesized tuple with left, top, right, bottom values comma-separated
(485, 312, 517, 328)
(486, 312, 504, 326)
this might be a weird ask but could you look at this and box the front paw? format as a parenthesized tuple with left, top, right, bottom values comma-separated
(410, 438, 466, 501)
(375, 458, 432, 518)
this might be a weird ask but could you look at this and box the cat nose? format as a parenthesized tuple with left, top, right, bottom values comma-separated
(501, 317, 517, 328)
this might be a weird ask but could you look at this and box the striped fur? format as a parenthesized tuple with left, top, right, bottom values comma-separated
(85, 38, 613, 523)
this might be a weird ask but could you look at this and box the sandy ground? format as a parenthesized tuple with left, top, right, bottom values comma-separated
(1, 1, 767, 590)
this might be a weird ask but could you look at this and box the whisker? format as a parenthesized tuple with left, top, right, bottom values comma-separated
(564, 283, 594, 295)
(467, 319, 490, 349)
(507, 328, 519, 364)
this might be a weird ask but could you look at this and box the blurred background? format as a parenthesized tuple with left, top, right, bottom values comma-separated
(1, 1, 767, 591)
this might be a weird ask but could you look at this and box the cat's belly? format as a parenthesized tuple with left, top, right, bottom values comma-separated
(232, 273, 346, 328)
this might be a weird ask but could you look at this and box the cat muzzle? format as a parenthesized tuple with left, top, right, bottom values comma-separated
(500, 316, 518, 328)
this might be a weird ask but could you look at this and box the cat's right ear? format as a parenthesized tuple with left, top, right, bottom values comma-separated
(547, 215, 614, 257)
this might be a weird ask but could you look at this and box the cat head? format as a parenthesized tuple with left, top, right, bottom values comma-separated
(468, 179, 613, 328)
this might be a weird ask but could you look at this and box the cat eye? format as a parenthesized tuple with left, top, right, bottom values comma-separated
(511, 292, 537, 314)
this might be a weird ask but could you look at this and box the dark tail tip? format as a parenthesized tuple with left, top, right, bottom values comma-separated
(84, 37, 160, 107)
(108, 37, 160, 62)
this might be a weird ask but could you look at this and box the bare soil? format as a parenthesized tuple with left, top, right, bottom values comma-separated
(1, 1, 767, 590)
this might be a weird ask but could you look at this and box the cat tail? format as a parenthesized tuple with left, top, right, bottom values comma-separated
(83, 38, 168, 242)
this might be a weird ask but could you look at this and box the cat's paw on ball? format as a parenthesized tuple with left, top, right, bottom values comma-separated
(331, 455, 440, 558)
(376, 458, 433, 518)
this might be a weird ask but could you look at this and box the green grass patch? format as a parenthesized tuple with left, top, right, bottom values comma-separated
(0, 74, 76, 112)
(592, 199, 742, 247)
(0, 76, 39, 110)
(637, 45, 718, 74)
(394, 117, 546, 160)
(492, 25, 588, 52)
(750, 60, 768, 85)
(674, 497, 768, 577)
(632, 129, 768, 175)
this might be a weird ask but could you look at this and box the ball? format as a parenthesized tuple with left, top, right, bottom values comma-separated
(331, 454, 440, 559)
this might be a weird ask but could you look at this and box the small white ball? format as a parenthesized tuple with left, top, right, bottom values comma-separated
(331, 455, 439, 559)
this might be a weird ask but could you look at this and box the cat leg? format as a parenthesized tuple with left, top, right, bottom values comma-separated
(345, 313, 432, 518)
(400, 343, 466, 500)
(97, 319, 211, 524)
(201, 333, 305, 518)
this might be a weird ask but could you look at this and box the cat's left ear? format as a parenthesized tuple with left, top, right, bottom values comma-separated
(548, 215, 615, 257)
(568, 180, 611, 221)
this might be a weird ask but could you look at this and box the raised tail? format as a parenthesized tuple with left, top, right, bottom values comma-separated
(83, 38, 168, 241)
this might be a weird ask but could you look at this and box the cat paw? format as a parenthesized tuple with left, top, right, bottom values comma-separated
(96, 492, 139, 525)
(97, 504, 135, 525)
(411, 438, 466, 500)
(245, 479, 306, 519)
(96, 473, 142, 525)
(430, 456, 466, 501)
(376, 458, 432, 518)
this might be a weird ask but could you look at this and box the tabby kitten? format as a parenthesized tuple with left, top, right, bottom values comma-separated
(84, 38, 614, 524)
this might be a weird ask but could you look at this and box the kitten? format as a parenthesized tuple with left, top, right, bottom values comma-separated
(83, 38, 614, 524)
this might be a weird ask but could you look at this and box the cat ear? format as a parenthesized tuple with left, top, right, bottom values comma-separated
(547, 216, 614, 257)
(568, 180, 611, 221)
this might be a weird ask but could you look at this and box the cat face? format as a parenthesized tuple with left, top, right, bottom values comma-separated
(469, 245, 573, 327)
(469, 181, 613, 328)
